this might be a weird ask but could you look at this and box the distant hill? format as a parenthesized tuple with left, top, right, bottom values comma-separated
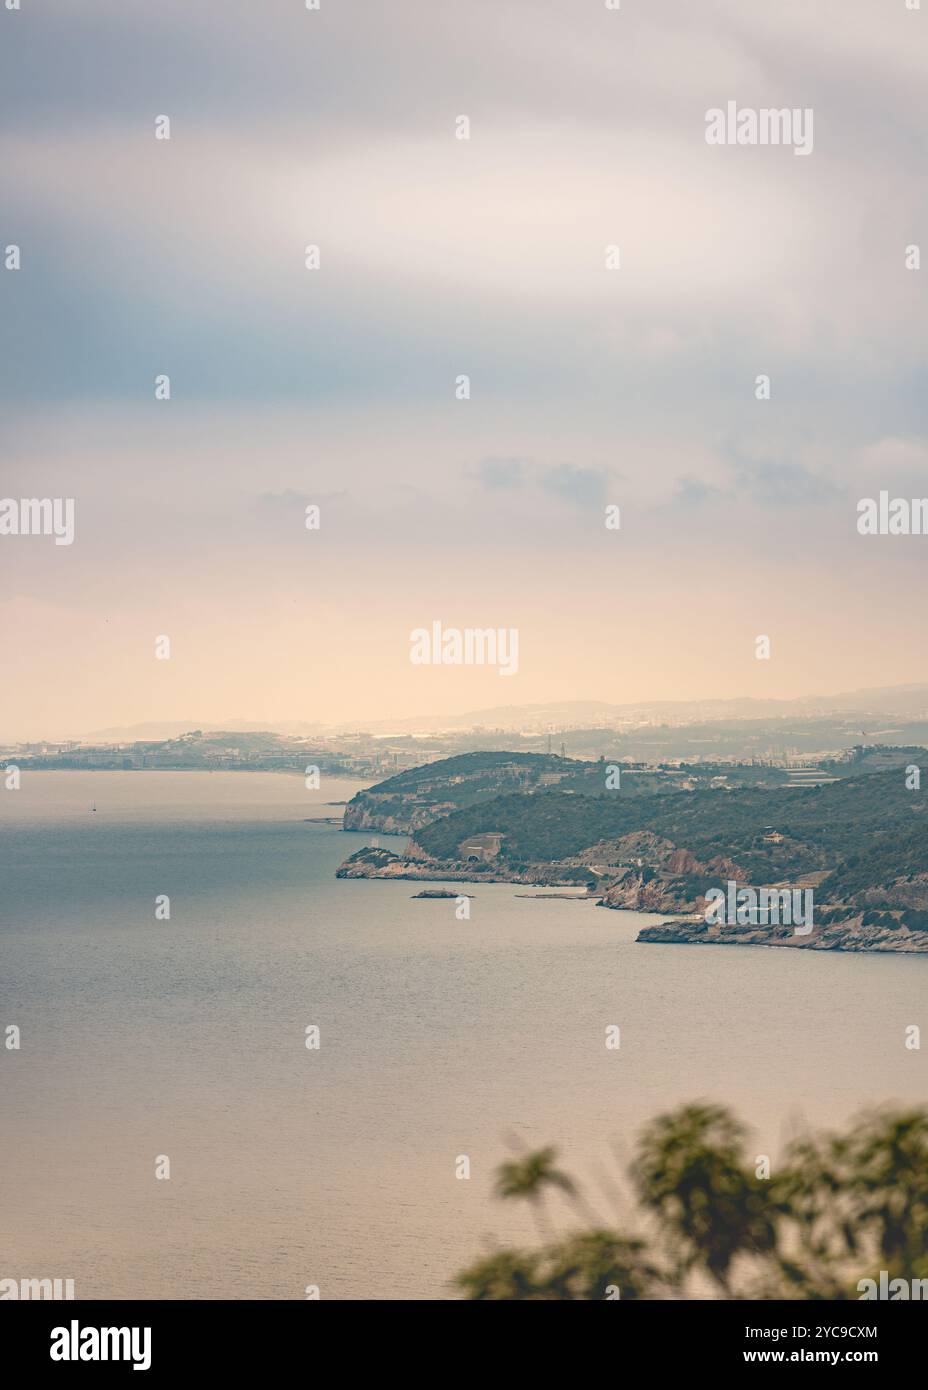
(343, 751, 590, 833)
(341, 750, 792, 834)
(84, 719, 327, 743)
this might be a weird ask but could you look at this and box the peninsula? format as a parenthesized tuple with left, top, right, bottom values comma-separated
(336, 750, 928, 954)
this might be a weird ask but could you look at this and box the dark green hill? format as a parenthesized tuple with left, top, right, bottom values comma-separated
(343, 750, 793, 833)
(357, 750, 568, 791)
(413, 768, 926, 886)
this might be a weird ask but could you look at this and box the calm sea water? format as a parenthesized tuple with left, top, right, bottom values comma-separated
(1, 771, 925, 1299)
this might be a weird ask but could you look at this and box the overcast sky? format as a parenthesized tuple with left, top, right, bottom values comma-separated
(1, 0, 926, 739)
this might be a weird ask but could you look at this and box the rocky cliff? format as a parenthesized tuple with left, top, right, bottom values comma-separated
(341, 797, 447, 834)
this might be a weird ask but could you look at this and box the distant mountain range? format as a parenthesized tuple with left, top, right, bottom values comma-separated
(74, 683, 928, 744)
(345, 685, 928, 733)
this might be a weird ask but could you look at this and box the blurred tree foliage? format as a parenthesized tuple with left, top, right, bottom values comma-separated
(454, 1104, 928, 1300)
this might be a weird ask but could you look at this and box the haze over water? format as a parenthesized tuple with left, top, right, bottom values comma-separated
(2, 772, 925, 1299)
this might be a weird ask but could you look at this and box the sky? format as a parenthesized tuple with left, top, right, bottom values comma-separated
(1, 0, 926, 740)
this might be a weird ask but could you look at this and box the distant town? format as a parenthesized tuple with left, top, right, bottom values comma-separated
(8, 686, 928, 778)
(1, 729, 430, 781)
(4, 716, 925, 783)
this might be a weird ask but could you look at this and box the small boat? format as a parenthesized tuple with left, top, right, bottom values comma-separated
(91, 802, 97, 813)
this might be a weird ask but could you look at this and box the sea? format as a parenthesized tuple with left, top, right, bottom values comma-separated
(1, 771, 925, 1299)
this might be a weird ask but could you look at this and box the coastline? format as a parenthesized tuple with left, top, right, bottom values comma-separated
(335, 851, 928, 955)
(637, 916, 928, 955)
(335, 862, 594, 888)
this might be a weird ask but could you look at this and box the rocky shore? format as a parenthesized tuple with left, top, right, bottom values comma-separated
(411, 889, 473, 899)
(334, 845, 592, 888)
(333, 845, 928, 956)
(637, 915, 928, 954)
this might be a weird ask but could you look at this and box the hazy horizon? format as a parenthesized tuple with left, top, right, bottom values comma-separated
(10, 676, 928, 747)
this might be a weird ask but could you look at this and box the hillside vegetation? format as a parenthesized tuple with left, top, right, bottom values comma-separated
(413, 768, 923, 881)
(343, 749, 792, 833)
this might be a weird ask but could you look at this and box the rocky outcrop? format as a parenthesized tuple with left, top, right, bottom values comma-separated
(859, 875, 928, 910)
(637, 914, 928, 954)
(341, 805, 409, 834)
(705, 854, 747, 880)
(598, 869, 697, 913)
(576, 834, 748, 887)
(412, 889, 473, 899)
(576, 831, 678, 868)
(335, 845, 593, 888)
(342, 796, 454, 834)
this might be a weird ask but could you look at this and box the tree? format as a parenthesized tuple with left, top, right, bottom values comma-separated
(494, 1146, 577, 1240)
(455, 1103, 928, 1300)
(631, 1103, 777, 1294)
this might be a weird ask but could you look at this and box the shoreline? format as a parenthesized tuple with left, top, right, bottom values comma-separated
(336, 856, 928, 955)
(637, 917, 928, 955)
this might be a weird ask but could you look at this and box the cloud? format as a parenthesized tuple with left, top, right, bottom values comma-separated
(728, 450, 842, 506)
(472, 457, 526, 490)
(539, 464, 609, 511)
(472, 457, 610, 510)
(671, 475, 723, 507)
